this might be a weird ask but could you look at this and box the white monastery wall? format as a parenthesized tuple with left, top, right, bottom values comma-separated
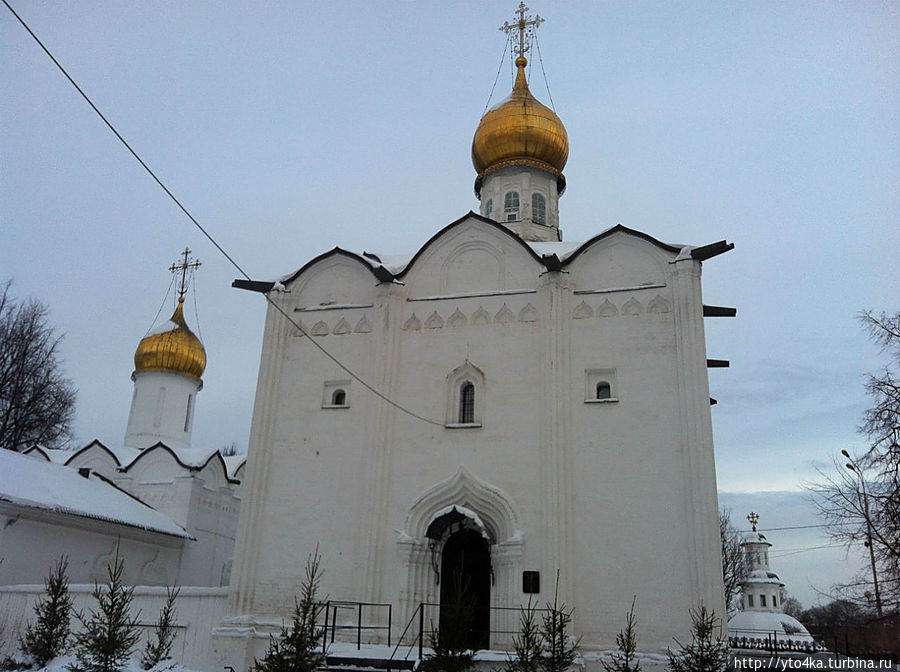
(0, 513, 182, 587)
(0, 584, 228, 668)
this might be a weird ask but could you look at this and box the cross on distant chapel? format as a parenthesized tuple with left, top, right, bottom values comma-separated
(169, 247, 201, 301)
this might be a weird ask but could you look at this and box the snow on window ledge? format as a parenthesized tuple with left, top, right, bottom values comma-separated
(584, 398, 619, 404)
(445, 422, 483, 429)
(321, 404, 350, 410)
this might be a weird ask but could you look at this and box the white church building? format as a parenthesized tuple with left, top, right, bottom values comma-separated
(213, 6, 732, 669)
(728, 513, 818, 658)
(0, 255, 245, 662)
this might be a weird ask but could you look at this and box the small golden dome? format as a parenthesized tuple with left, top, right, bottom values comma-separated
(472, 56, 568, 192)
(134, 298, 206, 381)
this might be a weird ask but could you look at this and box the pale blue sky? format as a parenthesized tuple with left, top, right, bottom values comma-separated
(2, 2, 897, 606)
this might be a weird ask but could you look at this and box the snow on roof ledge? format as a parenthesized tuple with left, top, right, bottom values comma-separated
(0, 449, 190, 539)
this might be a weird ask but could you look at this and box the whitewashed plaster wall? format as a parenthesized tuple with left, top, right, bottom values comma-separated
(0, 510, 183, 587)
(0, 584, 227, 669)
(124, 370, 200, 451)
(219, 215, 724, 665)
(19, 445, 242, 588)
(116, 451, 241, 587)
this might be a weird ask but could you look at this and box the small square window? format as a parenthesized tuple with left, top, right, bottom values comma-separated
(322, 380, 351, 408)
(585, 369, 618, 404)
(523, 571, 540, 594)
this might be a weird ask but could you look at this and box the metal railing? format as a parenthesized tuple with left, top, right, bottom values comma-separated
(385, 602, 558, 671)
(320, 600, 392, 652)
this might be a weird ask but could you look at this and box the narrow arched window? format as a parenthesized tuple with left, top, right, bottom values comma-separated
(596, 382, 612, 400)
(332, 389, 346, 406)
(532, 193, 546, 225)
(184, 394, 194, 432)
(504, 191, 519, 222)
(459, 382, 475, 424)
(485, 198, 493, 219)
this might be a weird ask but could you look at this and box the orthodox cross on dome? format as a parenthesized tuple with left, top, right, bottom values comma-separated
(169, 247, 201, 303)
(500, 1, 544, 60)
(747, 511, 759, 532)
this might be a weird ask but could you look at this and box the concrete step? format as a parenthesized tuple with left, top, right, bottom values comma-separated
(320, 655, 417, 672)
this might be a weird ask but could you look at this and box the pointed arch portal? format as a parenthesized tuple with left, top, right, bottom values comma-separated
(400, 469, 524, 651)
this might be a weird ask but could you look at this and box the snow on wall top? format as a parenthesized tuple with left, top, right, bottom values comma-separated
(728, 610, 814, 642)
(0, 449, 190, 538)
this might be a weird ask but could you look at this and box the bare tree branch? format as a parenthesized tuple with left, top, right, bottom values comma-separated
(809, 310, 900, 614)
(0, 279, 76, 452)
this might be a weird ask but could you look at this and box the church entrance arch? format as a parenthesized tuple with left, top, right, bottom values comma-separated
(429, 509, 492, 650)
(400, 468, 524, 649)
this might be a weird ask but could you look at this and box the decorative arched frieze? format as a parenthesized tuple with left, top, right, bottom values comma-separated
(573, 301, 594, 319)
(494, 304, 515, 325)
(332, 318, 352, 335)
(471, 306, 491, 326)
(403, 314, 422, 331)
(647, 294, 671, 314)
(447, 308, 468, 329)
(597, 298, 618, 317)
(622, 297, 643, 316)
(518, 303, 538, 323)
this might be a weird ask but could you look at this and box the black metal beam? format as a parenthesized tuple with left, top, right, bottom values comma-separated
(703, 305, 737, 317)
(691, 240, 734, 261)
(372, 265, 395, 283)
(707, 359, 730, 368)
(232, 279, 275, 293)
(541, 253, 563, 272)
(710, 397, 718, 406)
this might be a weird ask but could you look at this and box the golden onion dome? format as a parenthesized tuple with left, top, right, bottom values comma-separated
(133, 298, 206, 381)
(472, 56, 568, 194)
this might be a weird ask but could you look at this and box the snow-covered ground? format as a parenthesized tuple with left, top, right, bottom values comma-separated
(25, 657, 200, 672)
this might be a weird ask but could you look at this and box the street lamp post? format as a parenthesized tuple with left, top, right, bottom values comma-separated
(841, 449, 883, 617)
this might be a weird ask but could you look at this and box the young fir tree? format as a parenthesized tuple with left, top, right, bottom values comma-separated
(666, 604, 730, 672)
(21, 556, 74, 668)
(140, 585, 179, 670)
(252, 550, 327, 672)
(601, 598, 641, 672)
(420, 568, 475, 672)
(506, 599, 543, 672)
(68, 552, 140, 672)
(538, 574, 579, 672)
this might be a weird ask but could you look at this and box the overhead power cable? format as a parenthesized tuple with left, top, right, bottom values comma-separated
(739, 522, 856, 534)
(4, 0, 444, 428)
(146, 272, 177, 336)
(481, 35, 509, 118)
(769, 543, 843, 558)
(532, 31, 557, 112)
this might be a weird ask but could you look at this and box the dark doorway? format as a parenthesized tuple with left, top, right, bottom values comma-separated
(440, 528, 491, 650)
